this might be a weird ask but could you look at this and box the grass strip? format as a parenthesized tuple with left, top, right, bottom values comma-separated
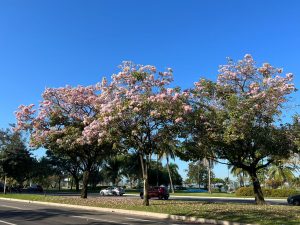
(42, 190, 287, 199)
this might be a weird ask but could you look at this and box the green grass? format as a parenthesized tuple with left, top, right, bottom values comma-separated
(126, 191, 285, 199)
(34, 189, 288, 199)
(171, 192, 287, 199)
(0, 193, 297, 225)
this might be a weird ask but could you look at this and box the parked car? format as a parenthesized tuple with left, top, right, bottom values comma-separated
(99, 187, 125, 196)
(27, 184, 43, 193)
(0, 183, 24, 193)
(287, 194, 300, 205)
(140, 186, 169, 200)
(10, 186, 22, 193)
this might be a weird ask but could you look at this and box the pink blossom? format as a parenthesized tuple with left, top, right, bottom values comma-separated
(175, 117, 183, 123)
(183, 105, 192, 113)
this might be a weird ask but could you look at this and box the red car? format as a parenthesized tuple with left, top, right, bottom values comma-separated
(140, 186, 169, 200)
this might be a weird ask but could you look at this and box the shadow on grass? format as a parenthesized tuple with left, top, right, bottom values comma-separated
(166, 203, 300, 225)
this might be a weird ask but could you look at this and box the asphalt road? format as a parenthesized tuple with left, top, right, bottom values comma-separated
(0, 199, 203, 225)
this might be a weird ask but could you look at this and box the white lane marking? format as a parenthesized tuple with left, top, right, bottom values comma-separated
(0, 220, 17, 225)
(71, 215, 132, 225)
(0, 205, 24, 210)
(125, 217, 152, 222)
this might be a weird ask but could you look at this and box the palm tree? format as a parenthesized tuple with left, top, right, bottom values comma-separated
(202, 158, 215, 194)
(267, 161, 295, 188)
(102, 155, 126, 186)
(122, 153, 142, 188)
(157, 148, 176, 193)
(154, 123, 184, 193)
(228, 165, 248, 188)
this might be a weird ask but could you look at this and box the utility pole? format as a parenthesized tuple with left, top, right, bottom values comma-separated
(3, 175, 7, 194)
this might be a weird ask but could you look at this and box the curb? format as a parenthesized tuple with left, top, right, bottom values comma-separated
(0, 197, 256, 225)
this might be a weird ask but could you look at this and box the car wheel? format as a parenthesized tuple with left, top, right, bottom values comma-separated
(164, 196, 169, 200)
(100, 191, 104, 196)
(140, 194, 144, 199)
(294, 200, 300, 206)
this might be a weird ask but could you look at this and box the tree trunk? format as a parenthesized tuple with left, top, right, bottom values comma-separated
(114, 177, 118, 187)
(249, 169, 265, 205)
(208, 159, 212, 194)
(58, 176, 61, 191)
(239, 174, 244, 187)
(81, 170, 90, 198)
(166, 156, 175, 194)
(198, 160, 201, 189)
(69, 171, 81, 192)
(130, 178, 133, 189)
(72, 176, 80, 192)
(140, 154, 149, 206)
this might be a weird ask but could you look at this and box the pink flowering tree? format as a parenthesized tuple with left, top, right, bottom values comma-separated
(85, 62, 190, 206)
(15, 85, 118, 198)
(186, 55, 298, 204)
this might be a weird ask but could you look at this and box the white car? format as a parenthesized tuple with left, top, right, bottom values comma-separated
(99, 187, 125, 196)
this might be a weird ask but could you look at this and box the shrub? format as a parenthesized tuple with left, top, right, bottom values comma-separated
(235, 187, 254, 196)
(268, 188, 299, 197)
(235, 187, 299, 197)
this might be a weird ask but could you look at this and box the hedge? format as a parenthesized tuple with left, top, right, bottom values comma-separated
(235, 187, 300, 197)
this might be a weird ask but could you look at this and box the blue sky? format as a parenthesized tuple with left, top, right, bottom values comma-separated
(1, 0, 300, 180)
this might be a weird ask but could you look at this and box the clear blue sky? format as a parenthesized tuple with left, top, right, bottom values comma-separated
(1, 0, 300, 180)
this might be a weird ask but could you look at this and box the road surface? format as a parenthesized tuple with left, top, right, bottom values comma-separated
(0, 199, 204, 225)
